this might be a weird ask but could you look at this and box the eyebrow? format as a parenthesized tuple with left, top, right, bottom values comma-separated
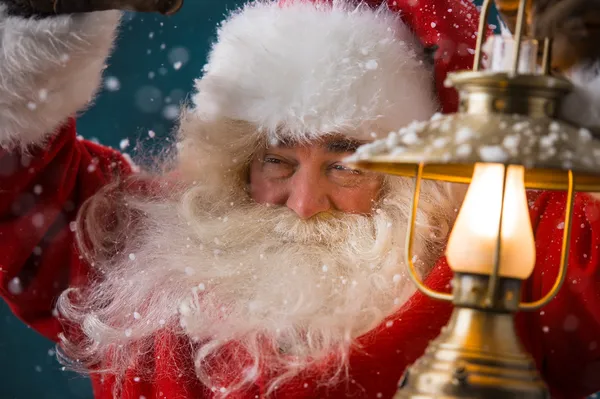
(325, 138, 364, 153)
(269, 136, 365, 153)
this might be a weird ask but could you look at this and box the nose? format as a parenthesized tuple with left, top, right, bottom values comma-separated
(286, 168, 332, 219)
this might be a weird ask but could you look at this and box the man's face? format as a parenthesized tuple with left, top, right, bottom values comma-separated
(248, 136, 383, 218)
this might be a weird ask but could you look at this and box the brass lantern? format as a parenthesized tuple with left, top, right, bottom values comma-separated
(346, 0, 600, 398)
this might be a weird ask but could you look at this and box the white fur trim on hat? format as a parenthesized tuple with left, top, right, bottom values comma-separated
(191, 0, 438, 143)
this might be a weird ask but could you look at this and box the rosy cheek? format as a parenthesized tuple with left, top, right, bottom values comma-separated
(335, 191, 373, 213)
(250, 176, 289, 205)
(331, 181, 381, 214)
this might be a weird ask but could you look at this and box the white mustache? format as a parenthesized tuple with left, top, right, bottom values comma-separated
(180, 198, 376, 248)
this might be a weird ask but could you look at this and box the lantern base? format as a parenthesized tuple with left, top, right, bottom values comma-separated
(394, 273, 549, 399)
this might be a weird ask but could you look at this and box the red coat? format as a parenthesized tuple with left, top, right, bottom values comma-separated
(2, 120, 600, 399)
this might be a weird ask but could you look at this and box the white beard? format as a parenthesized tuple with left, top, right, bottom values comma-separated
(57, 176, 461, 395)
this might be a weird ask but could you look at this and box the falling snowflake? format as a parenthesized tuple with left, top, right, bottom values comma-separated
(163, 105, 179, 120)
(38, 89, 48, 101)
(104, 76, 121, 91)
(364, 60, 378, 70)
(8, 277, 23, 295)
(119, 138, 130, 150)
(32, 213, 45, 228)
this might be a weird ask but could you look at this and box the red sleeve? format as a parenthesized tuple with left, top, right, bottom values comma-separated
(0, 118, 132, 342)
(520, 191, 600, 398)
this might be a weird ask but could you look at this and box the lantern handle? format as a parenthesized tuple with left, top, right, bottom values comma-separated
(475, 0, 547, 75)
(405, 163, 454, 302)
(510, 0, 528, 75)
(519, 170, 575, 311)
(541, 37, 553, 75)
(473, 0, 494, 72)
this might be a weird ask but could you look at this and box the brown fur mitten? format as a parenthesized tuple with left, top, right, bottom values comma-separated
(1, 0, 182, 16)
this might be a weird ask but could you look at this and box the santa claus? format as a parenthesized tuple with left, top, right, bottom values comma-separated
(1, 0, 600, 398)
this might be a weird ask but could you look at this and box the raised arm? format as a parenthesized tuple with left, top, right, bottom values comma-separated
(0, 4, 130, 341)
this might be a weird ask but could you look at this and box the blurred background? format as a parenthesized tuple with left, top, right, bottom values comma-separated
(0, 1, 505, 398)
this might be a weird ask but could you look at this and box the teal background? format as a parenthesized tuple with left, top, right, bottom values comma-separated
(0, 1, 510, 398)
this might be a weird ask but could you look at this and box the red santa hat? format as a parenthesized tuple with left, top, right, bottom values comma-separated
(189, 0, 482, 145)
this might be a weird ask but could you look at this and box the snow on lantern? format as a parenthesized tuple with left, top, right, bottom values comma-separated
(346, 0, 600, 398)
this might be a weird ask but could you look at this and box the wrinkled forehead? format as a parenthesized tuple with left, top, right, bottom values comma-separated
(269, 134, 368, 153)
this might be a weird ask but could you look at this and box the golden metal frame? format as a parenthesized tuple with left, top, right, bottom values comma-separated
(394, 273, 550, 399)
(352, 161, 600, 191)
(521, 169, 575, 310)
(405, 164, 576, 311)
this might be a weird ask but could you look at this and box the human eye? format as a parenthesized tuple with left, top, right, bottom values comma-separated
(262, 155, 294, 178)
(327, 162, 369, 187)
(263, 156, 283, 164)
(330, 163, 362, 175)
